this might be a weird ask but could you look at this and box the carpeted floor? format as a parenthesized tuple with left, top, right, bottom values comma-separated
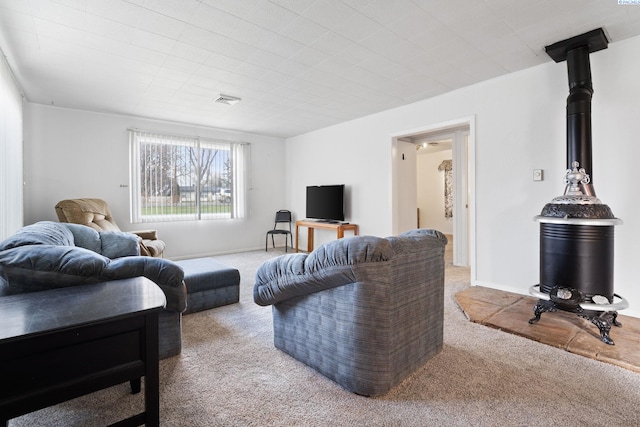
(8, 246, 640, 426)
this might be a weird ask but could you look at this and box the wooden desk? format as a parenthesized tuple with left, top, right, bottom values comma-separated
(295, 220, 359, 252)
(0, 277, 166, 427)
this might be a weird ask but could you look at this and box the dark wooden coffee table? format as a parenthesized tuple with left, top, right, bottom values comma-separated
(0, 277, 166, 427)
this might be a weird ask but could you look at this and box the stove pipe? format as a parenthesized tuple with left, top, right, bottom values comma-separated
(545, 28, 609, 196)
(566, 45, 595, 196)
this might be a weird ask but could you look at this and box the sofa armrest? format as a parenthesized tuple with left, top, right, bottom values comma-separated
(253, 254, 352, 306)
(131, 230, 158, 240)
(103, 257, 186, 313)
(138, 239, 166, 258)
(253, 236, 391, 306)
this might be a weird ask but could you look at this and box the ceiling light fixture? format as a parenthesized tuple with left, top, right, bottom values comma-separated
(214, 94, 241, 105)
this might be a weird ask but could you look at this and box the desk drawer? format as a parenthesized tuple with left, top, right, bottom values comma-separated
(0, 316, 145, 401)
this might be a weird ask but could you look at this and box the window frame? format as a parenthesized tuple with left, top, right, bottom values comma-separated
(129, 129, 249, 223)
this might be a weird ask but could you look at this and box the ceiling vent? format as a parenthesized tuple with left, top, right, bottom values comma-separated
(214, 94, 241, 105)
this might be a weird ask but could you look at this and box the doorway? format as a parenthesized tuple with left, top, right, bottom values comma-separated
(392, 117, 475, 269)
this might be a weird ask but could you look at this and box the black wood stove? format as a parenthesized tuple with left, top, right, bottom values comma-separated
(528, 28, 628, 345)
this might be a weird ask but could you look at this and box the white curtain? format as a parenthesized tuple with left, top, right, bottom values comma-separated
(0, 51, 23, 240)
(231, 142, 250, 219)
(438, 159, 453, 219)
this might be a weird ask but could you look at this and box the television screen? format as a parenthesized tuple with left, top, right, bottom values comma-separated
(306, 185, 345, 222)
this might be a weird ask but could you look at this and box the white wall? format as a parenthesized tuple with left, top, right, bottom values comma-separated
(283, 120, 396, 248)
(417, 149, 453, 235)
(0, 51, 23, 240)
(393, 139, 418, 234)
(23, 104, 286, 259)
(286, 35, 640, 318)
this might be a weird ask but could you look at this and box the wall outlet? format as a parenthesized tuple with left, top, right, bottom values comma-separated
(533, 169, 543, 181)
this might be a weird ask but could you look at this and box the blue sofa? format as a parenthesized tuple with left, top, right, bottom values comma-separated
(254, 229, 447, 396)
(0, 221, 187, 358)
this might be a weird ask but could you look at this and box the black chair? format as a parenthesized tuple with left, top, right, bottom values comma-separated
(266, 210, 292, 252)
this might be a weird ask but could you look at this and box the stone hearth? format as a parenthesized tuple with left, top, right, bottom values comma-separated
(455, 286, 640, 374)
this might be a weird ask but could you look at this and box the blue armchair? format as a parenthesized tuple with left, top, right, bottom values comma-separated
(254, 229, 447, 396)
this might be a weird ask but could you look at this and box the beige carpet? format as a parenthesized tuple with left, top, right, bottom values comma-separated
(8, 247, 640, 426)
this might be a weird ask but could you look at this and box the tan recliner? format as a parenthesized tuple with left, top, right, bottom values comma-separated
(55, 198, 166, 257)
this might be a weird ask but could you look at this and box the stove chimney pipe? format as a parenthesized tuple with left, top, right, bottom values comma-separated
(545, 28, 608, 197)
(566, 45, 594, 196)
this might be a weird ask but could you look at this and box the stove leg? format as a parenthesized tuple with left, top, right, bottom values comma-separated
(580, 311, 619, 345)
(610, 311, 622, 327)
(590, 315, 614, 345)
(529, 300, 556, 324)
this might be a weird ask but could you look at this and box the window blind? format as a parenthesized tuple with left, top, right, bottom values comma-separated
(129, 129, 249, 223)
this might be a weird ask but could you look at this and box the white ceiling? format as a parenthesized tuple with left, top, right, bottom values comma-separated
(1, 0, 640, 139)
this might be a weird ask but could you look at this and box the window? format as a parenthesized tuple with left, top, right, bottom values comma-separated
(129, 129, 249, 222)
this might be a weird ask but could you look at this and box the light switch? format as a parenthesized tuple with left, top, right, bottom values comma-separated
(533, 169, 543, 181)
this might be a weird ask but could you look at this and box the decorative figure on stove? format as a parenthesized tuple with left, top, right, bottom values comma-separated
(564, 161, 590, 195)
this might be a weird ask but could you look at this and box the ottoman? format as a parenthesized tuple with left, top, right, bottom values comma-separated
(175, 258, 240, 314)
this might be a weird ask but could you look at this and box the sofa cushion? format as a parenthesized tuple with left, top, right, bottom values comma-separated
(61, 222, 102, 253)
(0, 245, 109, 293)
(0, 221, 74, 251)
(58, 223, 140, 258)
(99, 231, 140, 258)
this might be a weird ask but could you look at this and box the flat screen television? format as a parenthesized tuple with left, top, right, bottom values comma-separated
(306, 185, 345, 222)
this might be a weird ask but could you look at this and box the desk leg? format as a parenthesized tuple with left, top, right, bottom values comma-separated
(307, 228, 314, 253)
(130, 378, 141, 394)
(145, 312, 160, 426)
(295, 224, 300, 253)
(337, 227, 344, 239)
